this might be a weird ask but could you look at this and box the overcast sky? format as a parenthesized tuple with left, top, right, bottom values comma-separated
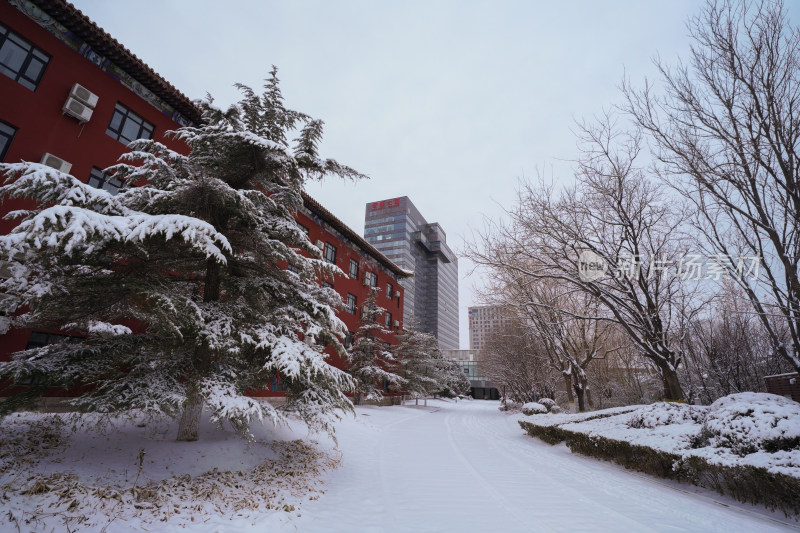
(71, 0, 798, 348)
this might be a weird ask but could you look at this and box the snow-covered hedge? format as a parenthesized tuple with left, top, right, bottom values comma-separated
(522, 402, 547, 415)
(519, 394, 800, 515)
(697, 392, 800, 455)
(627, 402, 704, 429)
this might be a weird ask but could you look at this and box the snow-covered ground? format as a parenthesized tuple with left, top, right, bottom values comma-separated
(3, 399, 799, 532)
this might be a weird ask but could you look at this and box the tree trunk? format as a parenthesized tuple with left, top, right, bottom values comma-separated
(177, 385, 202, 441)
(563, 374, 574, 407)
(573, 381, 586, 412)
(659, 363, 685, 402)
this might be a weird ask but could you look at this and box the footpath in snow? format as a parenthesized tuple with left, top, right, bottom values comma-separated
(285, 399, 798, 533)
(4, 399, 799, 532)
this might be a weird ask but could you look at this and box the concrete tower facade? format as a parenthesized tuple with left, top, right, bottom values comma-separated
(364, 197, 459, 350)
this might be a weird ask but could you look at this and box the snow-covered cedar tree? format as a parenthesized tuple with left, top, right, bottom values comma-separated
(346, 288, 404, 405)
(393, 321, 442, 402)
(0, 67, 365, 441)
(437, 357, 471, 397)
(393, 320, 469, 401)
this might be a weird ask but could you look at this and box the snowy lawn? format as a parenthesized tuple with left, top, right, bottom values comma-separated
(0, 410, 339, 532)
(3, 398, 799, 532)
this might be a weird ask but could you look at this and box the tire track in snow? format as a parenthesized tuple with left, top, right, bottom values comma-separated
(463, 404, 795, 532)
(446, 410, 663, 533)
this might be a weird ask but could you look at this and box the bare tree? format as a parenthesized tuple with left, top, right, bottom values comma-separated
(681, 281, 793, 404)
(625, 0, 800, 373)
(480, 318, 558, 404)
(468, 117, 696, 401)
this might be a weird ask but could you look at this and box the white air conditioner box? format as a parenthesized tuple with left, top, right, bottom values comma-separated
(62, 97, 93, 123)
(362, 275, 370, 286)
(69, 83, 99, 108)
(315, 240, 324, 249)
(393, 320, 400, 328)
(40, 152, 72, 174)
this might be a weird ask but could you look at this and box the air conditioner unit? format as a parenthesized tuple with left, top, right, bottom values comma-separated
(362, 275, 370, 286)
(62, 96, 93, 123)
(69, 83, 99, 108)
(393, 320, 400, 328)
(315, 240, 324, 249)
(40, 152, 72, 174)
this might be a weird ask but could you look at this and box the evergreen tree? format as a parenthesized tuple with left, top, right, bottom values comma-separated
(437, 357, 472, 398)
(394, 321, 445, 403)
(0, 68, 364, 440)
(394, 322, 471, 402)
(347, 288, 404, 405)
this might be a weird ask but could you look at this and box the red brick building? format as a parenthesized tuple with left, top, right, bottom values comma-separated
(0, 0, 408, 398)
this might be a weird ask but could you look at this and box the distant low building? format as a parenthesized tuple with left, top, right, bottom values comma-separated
(442, 349, 499, 400)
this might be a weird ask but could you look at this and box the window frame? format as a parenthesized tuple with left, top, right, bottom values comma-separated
(324, 242, 337, 264)
(349, 258, 359, 279)
(106, 102, 155, 145)
(365, 271, 377, 288)
(0, 23, 50, 91)
(87, 166, 124, 194)
(346, 293, 357, 314)
(384, 311, 392, 329)
(0, 119, 16, 161)
(386, 282, 393, 299)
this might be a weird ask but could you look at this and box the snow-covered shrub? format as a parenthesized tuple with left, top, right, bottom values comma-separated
(697, 393, 800, 455)
(522, 402, 547, 415)
(538, 398, 556, 411)
(627, 402, 705, 429)
(499, 400, 522, 412)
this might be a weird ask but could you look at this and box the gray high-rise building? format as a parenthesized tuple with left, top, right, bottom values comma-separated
(364, 197, 459, 350)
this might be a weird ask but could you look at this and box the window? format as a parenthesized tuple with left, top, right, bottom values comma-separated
(322, 280, 333, 289)
(287, 263, 300, 274)
(349, 259, 359, 279)
(365, 271, 377, 288)
(346, 293, 357, 314)
(0, 120, 15, 161)
(19, 332, 71, 385)
(384, 311, 392, 329)
(88, 167, 124, 194)
(0, 24, 49, 91)
(386, 282, 393, 299)
(323, 243, 337, 264)
(343, 331, 354, 349)
(106, 103, 154, 145)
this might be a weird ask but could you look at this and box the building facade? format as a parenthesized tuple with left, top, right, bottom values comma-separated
(364, 197, 459, 350)
(0, 0, 407, 399)
(442, 349, 499, 400)
(468, 305, 512, 351)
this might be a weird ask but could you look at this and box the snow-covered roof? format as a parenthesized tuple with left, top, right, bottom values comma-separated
(301, 192, 412, 279)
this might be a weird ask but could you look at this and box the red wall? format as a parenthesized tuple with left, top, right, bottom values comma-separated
(0, 2, 190, 187)
(0, 1, 404, 397)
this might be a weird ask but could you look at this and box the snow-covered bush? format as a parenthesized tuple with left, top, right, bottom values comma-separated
(537, 398, 561, 413)
(697, 393, 800, 455)
(627, 402, 705, 429)
(522, 402, 547, 415)
(499, 400, 522, 412)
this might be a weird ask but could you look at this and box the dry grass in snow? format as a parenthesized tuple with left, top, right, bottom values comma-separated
(0, 410, 340, 532)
